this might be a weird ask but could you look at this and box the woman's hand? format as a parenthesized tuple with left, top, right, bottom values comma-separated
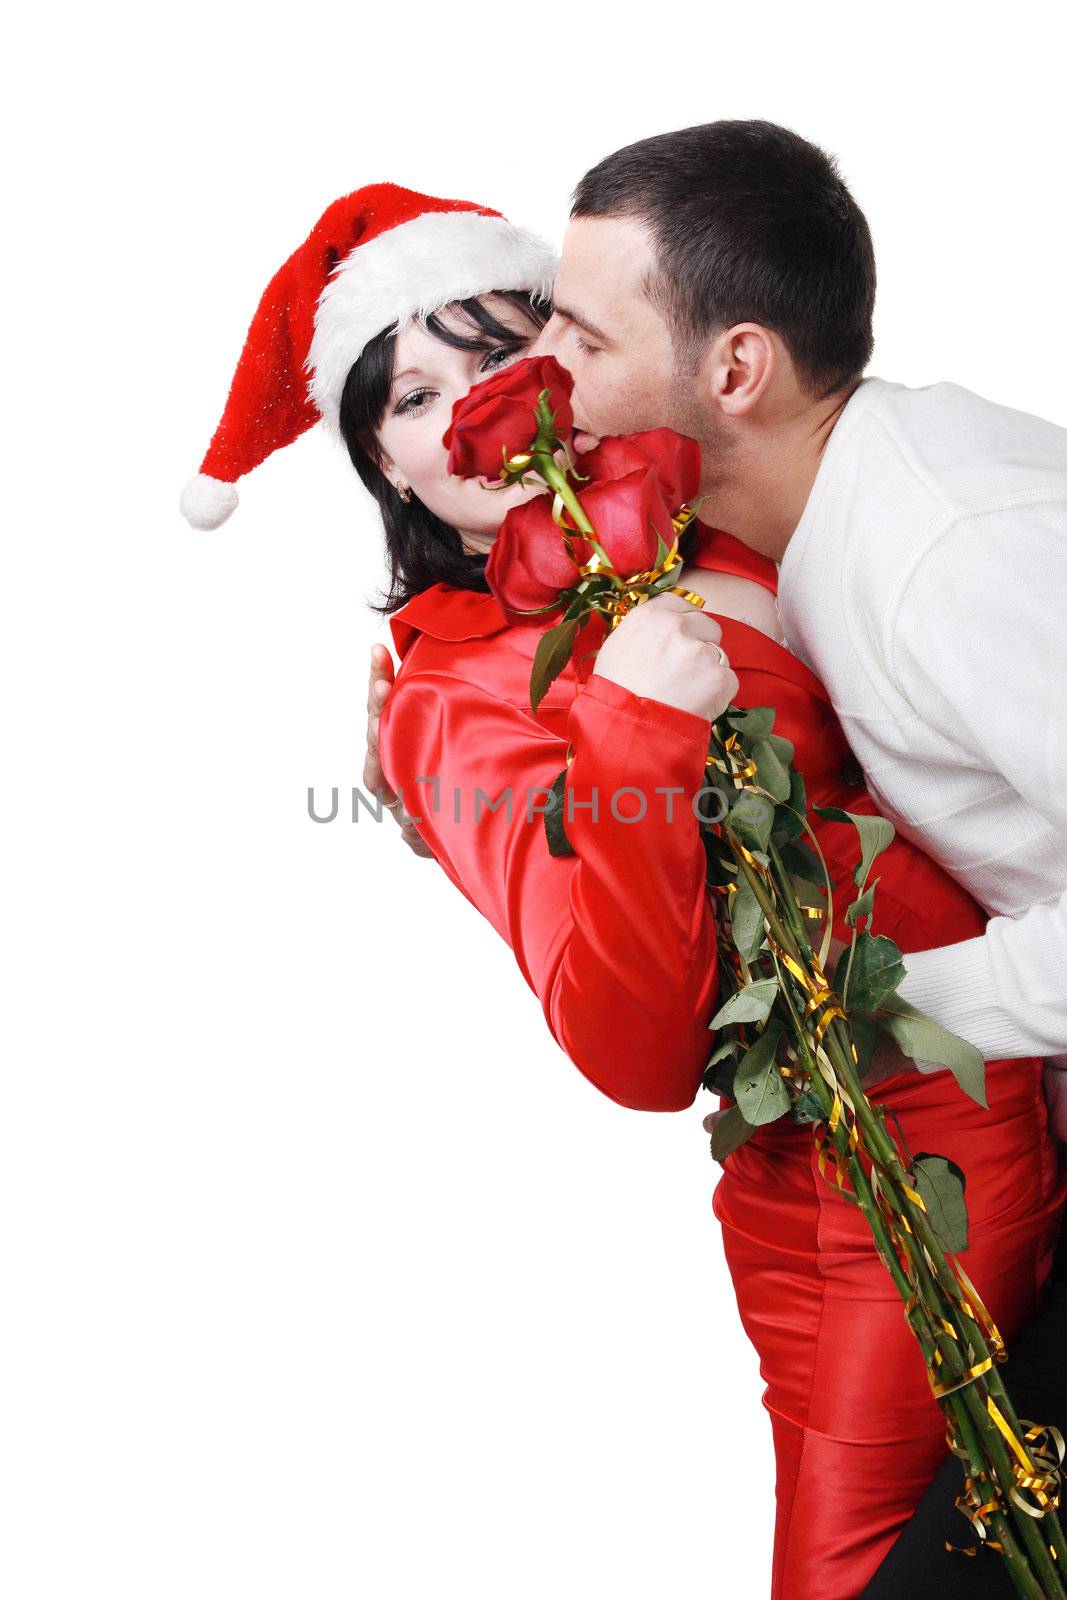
(591, 592, 740, 722)
(364, 645, 435, 859)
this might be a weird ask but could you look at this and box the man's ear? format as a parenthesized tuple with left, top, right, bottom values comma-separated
(706, 323, 776, 418)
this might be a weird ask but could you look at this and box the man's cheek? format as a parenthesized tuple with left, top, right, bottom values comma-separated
(574, 367, 627, 437)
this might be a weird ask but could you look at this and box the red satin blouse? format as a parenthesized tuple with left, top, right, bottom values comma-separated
(376, 524, 992, 1114)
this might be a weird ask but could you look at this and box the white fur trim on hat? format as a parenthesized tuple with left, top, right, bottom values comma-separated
(306, 211, 557, 437)
(180, 473, 240, 530)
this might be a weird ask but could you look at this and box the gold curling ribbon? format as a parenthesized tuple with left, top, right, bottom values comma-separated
(938, 1357, 1063, 1551)
(953, 1258, 1008, 1362)
(707, 737, 759, 784)
(586, 512, 699, 630)
(985, 1396, 1065, 1516)
(930, 1356, 994, 1400)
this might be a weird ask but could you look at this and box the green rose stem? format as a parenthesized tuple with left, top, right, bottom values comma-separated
(535, 453, 624, 586)
(725, 822, 1067, 1598)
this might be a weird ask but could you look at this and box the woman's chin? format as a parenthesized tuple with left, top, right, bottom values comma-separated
(470, 477, 549, 518)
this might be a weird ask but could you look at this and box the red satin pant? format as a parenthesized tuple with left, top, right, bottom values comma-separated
(712, 1058, 1067, 1599)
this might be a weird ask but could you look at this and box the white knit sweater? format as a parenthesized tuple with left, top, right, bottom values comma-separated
(775, 375, 1067, 1072)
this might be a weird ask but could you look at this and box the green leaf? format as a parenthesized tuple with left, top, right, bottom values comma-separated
(790, 875, 828, 914)
(728, 791, 775, 853)
(711, 1105, 758, 1163)
(908, 1152, 969, 1254)
(727, 707, 776, 740)
(771, 768, 807, 845)
(790, 1088, 825, 1125)
(875, 997, 988, 1109)
(845, 877, 880, 929)
(734, 1022, 789, 1126)
(729, 879, 767, 963)
(751, 738, 792, 801)
(778, 838, 823, 886)
(543, 768, 574, 858)
(700, 770, 737, 829)
(850, 1013, 880, 1080)
(838, 932, 907, 1012)
(765, 731, 795, 767)
(703, 1038, 739, 1096)
(709, 978, 779, 1029)
(706, 1037, 740, 1066)
(812, 805, 895, 891)
(530, 616, 578, 714)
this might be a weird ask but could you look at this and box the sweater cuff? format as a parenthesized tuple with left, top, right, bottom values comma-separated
(896, 934, 1034, 1061)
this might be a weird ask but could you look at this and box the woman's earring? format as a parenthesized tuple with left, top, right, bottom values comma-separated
(396, 481, 412, 504)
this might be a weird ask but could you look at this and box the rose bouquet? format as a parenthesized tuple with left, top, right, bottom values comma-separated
(442, 354, 1067, 1597)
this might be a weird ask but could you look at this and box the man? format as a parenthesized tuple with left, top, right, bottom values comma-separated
(364, 121, 1067, 1591)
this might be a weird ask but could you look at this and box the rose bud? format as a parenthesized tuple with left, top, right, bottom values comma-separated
(578, 428, 701, 510)
(576, 468, 676, 578)
(444, 355, 576, 481)
(486, 494, 591, 622)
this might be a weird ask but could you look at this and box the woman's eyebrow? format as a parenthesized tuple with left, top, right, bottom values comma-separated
(390, 367, 424, 390)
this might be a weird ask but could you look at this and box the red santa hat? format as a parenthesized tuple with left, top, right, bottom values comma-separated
(180, 182, 558, 530)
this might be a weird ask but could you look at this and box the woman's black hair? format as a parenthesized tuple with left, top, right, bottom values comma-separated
(339, 292, 549, 616)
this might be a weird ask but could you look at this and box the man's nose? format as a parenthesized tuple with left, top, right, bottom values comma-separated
(528, 312, 562, 358)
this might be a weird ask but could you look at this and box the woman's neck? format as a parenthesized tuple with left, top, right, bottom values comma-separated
(459, 528, 494, 558)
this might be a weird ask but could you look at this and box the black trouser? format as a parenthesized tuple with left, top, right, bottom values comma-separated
(859, 1218, 1067, 1598)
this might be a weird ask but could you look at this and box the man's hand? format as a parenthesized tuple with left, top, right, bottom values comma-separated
(365, 645, 435, 859)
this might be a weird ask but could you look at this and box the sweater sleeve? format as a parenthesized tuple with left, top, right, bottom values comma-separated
(376, 665, 721, 1111)
(888, 501, 1067, 1060)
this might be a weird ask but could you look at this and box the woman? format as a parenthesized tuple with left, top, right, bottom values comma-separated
(182, 182, 1067, 1597)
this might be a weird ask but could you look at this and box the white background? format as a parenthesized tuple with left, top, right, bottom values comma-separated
(4, 3, 1066, 1596)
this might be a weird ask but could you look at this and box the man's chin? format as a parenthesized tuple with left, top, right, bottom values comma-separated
(572, 429, 600, 453)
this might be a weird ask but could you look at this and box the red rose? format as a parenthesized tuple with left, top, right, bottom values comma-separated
(579, 428, 701, 510)
(486, 494, 591, 622)
(444, 355, 575, 481)
(576, 469, 675, 578)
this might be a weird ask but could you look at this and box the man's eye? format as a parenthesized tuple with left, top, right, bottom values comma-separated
(395, 388, 435, 416)
(575, 335, 600, 357)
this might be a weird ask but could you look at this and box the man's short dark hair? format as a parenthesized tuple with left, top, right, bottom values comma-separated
(571, 120, 876, 399)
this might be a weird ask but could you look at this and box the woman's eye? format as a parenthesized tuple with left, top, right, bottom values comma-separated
(480, 343, 525, 373)
(394, 388, 436, 416)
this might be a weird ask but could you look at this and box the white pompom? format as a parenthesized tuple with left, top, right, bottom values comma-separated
(180, 473, 239, 530)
